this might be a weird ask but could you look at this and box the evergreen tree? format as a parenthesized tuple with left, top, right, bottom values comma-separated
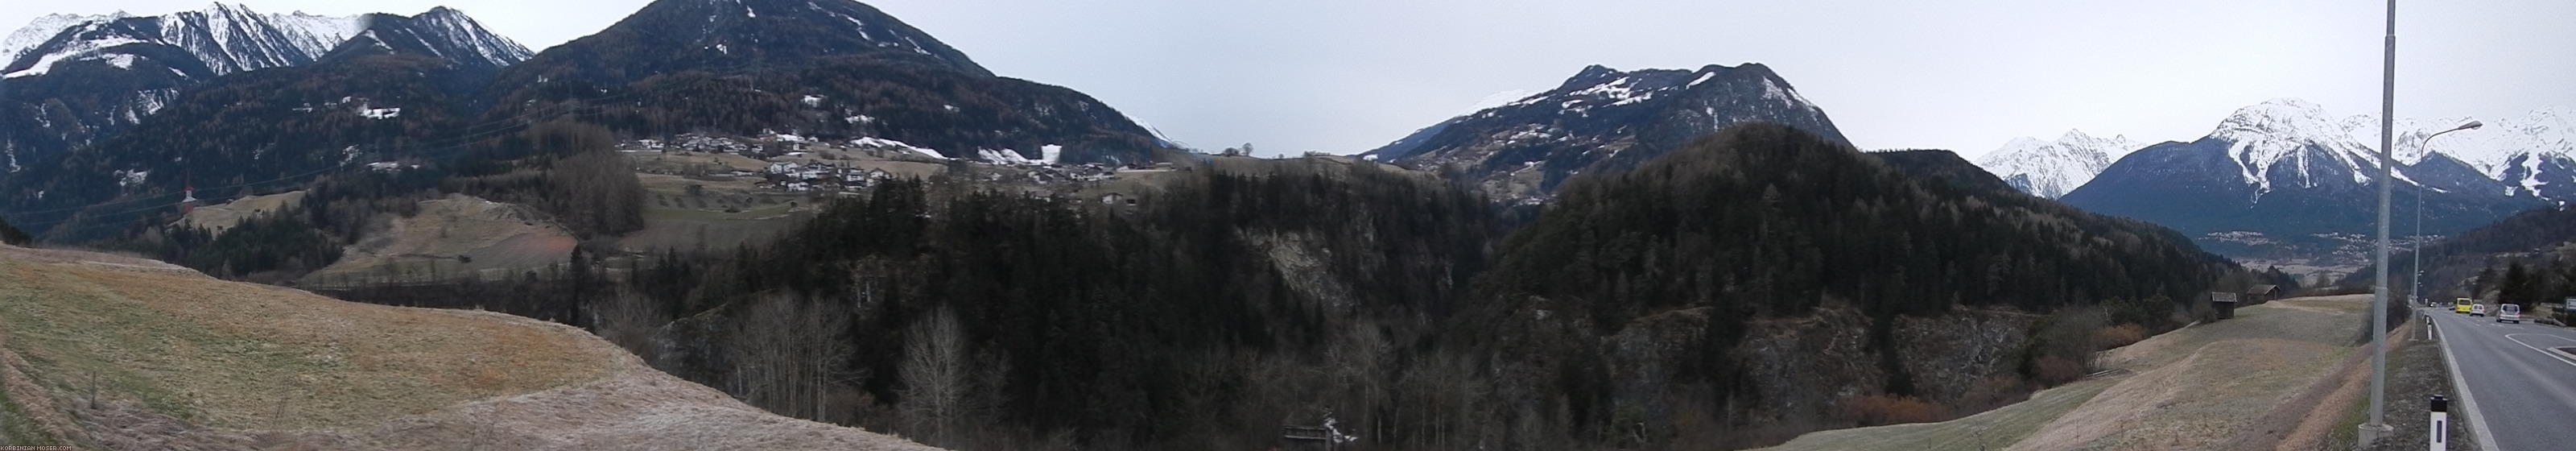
(0, 217, 28, 245)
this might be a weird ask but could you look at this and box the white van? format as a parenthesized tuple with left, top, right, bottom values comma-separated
(2496, 304, 2523, 324)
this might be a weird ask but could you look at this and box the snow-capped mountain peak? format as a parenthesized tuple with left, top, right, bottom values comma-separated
(1, 12, 123, 64)
(407, 6, 531, 65)
(2334, 107, 2576, 199)
(1974, 128, 2142, 198)
(325, 7, 532, 68)
(2207, 98, 2388, 192)
(1, 3, 535, 172)
(1, 2, 365, 79)
(1361, 62, 1847, 201)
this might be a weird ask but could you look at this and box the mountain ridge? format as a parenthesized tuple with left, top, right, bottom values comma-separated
(1975, 130, 2145, 199)
(2062, 98, 2552, 276)
(476, 0, 1156, 163)
(1361, 62, 1846, 201)
(0, 3, 531, 174)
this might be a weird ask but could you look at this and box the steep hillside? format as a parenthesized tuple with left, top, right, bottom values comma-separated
(1871, 149, 2022, 195)
(480, 0, 1158, 164)
(568, 161, 1497, 450)
(1361, 63, 1846, 202)
(1454, 123, 2232, 448)
(0, 49, 478, 241)
(2343, 204, 2576, 301)
(0, 244, 937, 449)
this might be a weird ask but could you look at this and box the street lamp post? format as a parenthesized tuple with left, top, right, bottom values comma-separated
(2410, 122, 2482, 307)
(2363, 0, 2397, 444)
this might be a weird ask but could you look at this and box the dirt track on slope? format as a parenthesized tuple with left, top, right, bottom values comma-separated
(2009, 296, 2368, 450)
(1757, 296, 2372, 451)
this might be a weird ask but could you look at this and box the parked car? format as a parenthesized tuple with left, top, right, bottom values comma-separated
(2471, 304, 2488, 317)
(2496, 304, 2523, 324)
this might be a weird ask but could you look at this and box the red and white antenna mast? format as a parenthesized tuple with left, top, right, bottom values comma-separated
(180, 170, 198, 213)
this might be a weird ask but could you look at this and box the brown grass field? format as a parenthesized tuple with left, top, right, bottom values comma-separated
(0, 244, 939, 449)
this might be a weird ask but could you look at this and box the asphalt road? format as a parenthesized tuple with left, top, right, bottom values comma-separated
(2421, 306, 2576, 451)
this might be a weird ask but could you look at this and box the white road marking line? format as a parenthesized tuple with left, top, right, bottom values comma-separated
(2433, 314, 2504, 451)
(2503, 334, 2576, 369)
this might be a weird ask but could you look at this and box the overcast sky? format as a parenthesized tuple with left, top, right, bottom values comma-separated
(6, 0, 2572, 159)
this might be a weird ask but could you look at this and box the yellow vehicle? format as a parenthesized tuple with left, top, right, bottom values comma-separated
(2454, 298, 2475, 314)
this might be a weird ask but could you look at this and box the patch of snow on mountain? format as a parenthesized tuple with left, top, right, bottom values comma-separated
(357, 106, 401, 119)
(852, 137, 943, 159)
(1757, 77, 1818, 111)
(2342, 107, 2576, 192)
(412, 7, 533, 66)
(114, 169, 149, 188)
(4, 36, 144, 78)
(88, 53, 139, 69)
(980, 148, 1051, 165)
(1570, 77, 1636, 101)
(7, 4, 363, 78)
(134, 88, 178, 116)
(161, 3, 361, 74)
(2, 12, 119, 63)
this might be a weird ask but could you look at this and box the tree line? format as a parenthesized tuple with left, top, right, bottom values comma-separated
(536, 125, 2241, 451)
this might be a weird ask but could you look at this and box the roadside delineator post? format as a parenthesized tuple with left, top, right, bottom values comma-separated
(2429, 395, 2448, 450)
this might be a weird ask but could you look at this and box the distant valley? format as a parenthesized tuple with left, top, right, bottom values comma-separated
(1979, 99, 2572, 280)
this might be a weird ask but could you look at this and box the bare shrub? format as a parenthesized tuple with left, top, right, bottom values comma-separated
(590, 288, 668, 365)
(1842, 394, 1947, 426)
(2024, 306, 2105, 386)
(2032, 356, 2089, 386)
(1955, 374, 2033, 413)
(2094, 325, 2149, 350)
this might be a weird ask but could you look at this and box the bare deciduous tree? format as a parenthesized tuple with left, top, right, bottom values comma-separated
(723, 292, 852, 422)
(898, 307, 970, 445)
(591, 287, 668, 365)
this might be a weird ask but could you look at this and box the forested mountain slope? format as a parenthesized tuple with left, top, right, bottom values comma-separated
(1362, 63, 1846, 202)
(2345, 204, 2576, 305)
(1, 0, 1162, 243)
(532, 124, 2240, 451)
(1451, 124, 2235, 448)
(478, 0, 1159, 164)
(0, 50, 477, 242)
